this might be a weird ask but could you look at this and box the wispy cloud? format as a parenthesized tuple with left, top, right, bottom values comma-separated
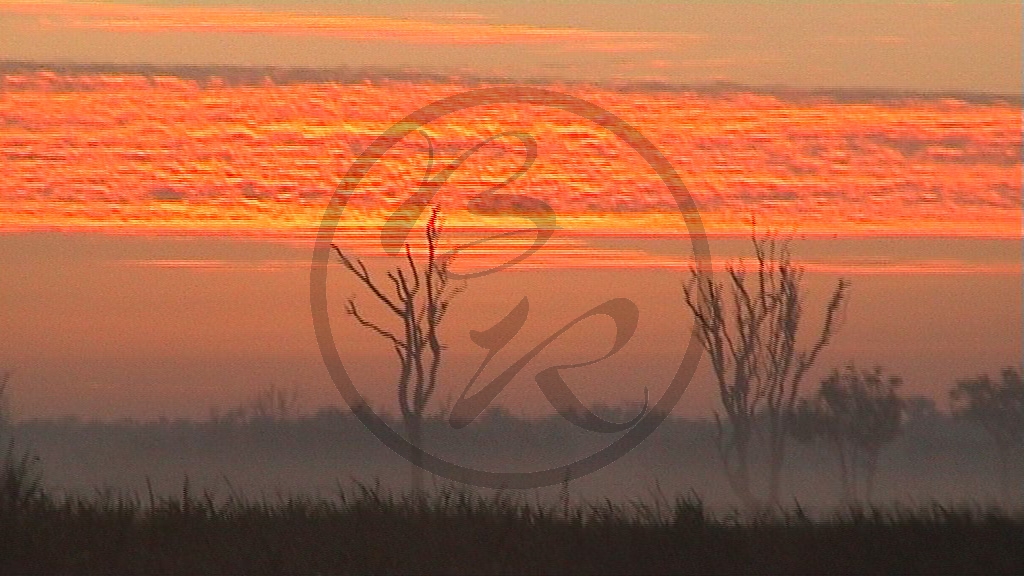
(1, 1, 698, 51)
(827, 35, 910, 47)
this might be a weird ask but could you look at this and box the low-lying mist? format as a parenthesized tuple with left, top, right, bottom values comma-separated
(7, 403, 1020, 514)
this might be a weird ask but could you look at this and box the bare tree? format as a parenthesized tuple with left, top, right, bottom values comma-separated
(950, 367, 1024, 505)
(790, 364, 903, 504)
(682, 226, 848, 508)
(332, 208, 464, 496)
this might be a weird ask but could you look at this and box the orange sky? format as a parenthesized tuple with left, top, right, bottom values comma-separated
(0, 1, 1020, 420)
(1, 1, 1020, 93)
(0, 70, 1020, 421)
(1, 70, 1020, 248)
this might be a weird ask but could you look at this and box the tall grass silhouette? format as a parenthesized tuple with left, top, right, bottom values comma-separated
(1, 479, 1021, 574)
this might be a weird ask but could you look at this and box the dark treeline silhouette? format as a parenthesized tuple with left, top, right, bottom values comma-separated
(790, 364, 904, 504)
(951, 367, 1024, 506)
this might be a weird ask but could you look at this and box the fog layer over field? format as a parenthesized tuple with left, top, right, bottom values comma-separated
(8, 405, 1020, 513)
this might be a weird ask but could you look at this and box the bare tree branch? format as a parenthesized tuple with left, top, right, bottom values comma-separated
(332, 244, 403, 316)
(682, 224, 849, 508)
(331, 206, 465, 497)
(345, 300, 406, 351)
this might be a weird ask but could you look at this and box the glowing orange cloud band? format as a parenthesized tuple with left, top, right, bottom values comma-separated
(0, 72, 1019, 239)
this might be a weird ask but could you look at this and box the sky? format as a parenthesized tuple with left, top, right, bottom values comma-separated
(0, 0, 1021, 422)
(0, 0, 1020, 93)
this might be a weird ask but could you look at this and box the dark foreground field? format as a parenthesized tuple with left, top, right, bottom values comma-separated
(2, 483, 1021, 575)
